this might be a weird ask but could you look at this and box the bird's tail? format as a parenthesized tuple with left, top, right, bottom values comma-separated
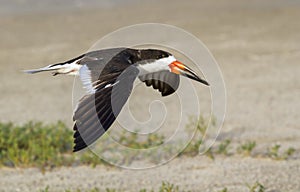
(24, 53, 85, 76)
(24, 63, 81, 76)
(24, 64, 63, 74)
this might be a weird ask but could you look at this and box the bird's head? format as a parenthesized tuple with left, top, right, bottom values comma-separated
(138, 49, 209, 86)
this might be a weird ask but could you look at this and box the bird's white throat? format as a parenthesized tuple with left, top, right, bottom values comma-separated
(137, 55, 176, 75)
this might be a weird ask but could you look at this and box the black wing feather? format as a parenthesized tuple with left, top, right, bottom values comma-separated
(139, 71, 180, 97)
(73, 66, 139, 152)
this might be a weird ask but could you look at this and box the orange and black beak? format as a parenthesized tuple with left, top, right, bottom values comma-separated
(169, 61, 209, 86)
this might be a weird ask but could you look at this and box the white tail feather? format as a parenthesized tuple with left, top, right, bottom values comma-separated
(24, 65, 62, 74)
(24, 63, 81, 76)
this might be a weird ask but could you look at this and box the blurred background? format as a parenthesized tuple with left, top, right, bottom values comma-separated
(0, 0, 299, 191)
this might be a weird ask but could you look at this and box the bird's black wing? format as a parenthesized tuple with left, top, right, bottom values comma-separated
(138, 71, 180, 96)
(73, 65, 139, 152)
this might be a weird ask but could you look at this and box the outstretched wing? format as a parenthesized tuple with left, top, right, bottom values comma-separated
(139, 71, 180, 96)
(73, 65, 139, 152)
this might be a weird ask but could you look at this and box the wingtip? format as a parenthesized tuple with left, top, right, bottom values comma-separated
(73, 143, 88, 152)
(73, 126, 88, 152)
(23, 68, 45, 74)
(23, 69, 36, 74)
(73, 147, 80, 152)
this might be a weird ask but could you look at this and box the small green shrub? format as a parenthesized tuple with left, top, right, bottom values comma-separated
(159, 181, 179, 192)
(283, 147, 296, 159)
(267, 144, 296, 160)
(267, 144, 281, 159)
(247, 181, 266, 192)
(218, 188, 228, 192)
(79, 152, 107, 168)
(118, 131, 164, 149)
(237, 141, 256, 156)
(0, 121, 73, 168)
(0, 121, 109, 169)
(0, 120, 296, 170)
(105, 188, 116, 192)
(216, 139, 231, 155)
(181, 116, 208, 156)
(39, 186, 50, 192)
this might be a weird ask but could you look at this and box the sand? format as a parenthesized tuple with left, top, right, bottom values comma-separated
(0, 0, 299, 191)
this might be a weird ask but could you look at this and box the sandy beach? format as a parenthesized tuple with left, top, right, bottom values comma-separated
(0, 0, 299, 191)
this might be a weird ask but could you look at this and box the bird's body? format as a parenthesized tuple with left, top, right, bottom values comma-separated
(25, 47, 209, 152)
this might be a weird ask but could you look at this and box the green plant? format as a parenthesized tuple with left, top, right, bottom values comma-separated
(181, 116, 209, 157)
(185, 116, 209, 136)
(0, 121, 74, 168)
(64, 188, 101, 192)
(0, 121, 115, 169)
(216, 139, 231, 155)
(205, 146, 215, 160)
(247, 181, 266, 192)
(159, 181, 179, 192)
(118, 131, 165, 149)
(5, 119, 297, 171)
(283, 147, 296, 160)
(39, 186, 50, 192)
(139, 189, 151, 192)
(218, 188, 228, 192)
(267, 144, 296, 160)
(237, 141, 256, 156)
(180, 138, 202, 157)
(105, 188, 116, 192)
(79, 152, 107, 168)
(267, 144, 281, 160)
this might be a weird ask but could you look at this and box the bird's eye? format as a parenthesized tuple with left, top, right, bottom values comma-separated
(157, 54, 164, 59)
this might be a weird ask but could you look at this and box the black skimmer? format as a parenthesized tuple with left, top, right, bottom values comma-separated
(25, 48, 209, 152)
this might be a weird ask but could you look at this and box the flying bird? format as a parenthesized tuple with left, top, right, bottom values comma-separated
(25, 48, 209, 152)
